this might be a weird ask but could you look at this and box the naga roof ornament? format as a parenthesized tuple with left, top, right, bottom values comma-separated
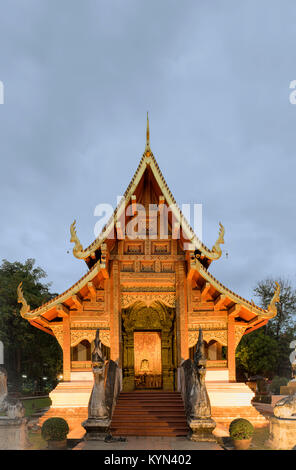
(17, 282, 30, 318)
(189, 257, 280, 319)
(191, 222, 225, 260)
(70, 220, 84, 258)
(266, 281, 281, 318)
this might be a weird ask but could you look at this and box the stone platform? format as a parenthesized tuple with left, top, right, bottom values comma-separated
(267, 416, 296, 450)
(0, 418, 28, 450)
(41, 379, 266, 438)
(207, 381, 267, 428)
(39, 380, 92, 438)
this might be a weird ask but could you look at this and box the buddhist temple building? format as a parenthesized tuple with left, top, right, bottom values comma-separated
(18, 116, 279, 436)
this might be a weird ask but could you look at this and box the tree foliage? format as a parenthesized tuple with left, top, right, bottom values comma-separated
(236, 278, 296, 379)
(236, 329, 278, 376)
(254, 278, 296, 339)
(0, 259, 62, 392)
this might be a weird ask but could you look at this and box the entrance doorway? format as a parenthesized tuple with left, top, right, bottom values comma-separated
(134, 331, 162, 389)
(121, 301, 176, 391)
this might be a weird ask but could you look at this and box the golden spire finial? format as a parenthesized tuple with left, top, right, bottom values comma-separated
(145, 112, 151, 155)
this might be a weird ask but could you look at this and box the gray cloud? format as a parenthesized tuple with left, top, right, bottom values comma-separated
(0, 0, 296, 301)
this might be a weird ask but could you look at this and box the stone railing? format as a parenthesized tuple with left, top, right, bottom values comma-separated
(105, 361, 122, 419)
(82, 359, 122, 440)
(178, 359, 216, 441)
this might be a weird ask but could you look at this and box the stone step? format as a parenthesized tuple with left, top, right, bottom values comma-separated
(111, 420, 187, 428)
(111, 429, 188, 436)
(111, 391, 188, 437)
(111, 417, 187, 423)
(114, 404, 185, 409)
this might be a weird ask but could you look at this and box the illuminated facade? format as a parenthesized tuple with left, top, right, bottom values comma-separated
(18, 117, 278, 435)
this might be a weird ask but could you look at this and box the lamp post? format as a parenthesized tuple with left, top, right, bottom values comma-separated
(0, 341, 4, 365)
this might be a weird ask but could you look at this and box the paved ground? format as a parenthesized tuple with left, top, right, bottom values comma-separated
(73, 436, 222, 450)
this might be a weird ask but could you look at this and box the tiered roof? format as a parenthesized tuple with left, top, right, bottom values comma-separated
(18, 116, 279, 337)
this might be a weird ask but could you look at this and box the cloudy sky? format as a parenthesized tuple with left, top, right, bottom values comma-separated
(0, 1, 296, 302)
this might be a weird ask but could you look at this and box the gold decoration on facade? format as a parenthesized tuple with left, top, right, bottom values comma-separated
(99, 330, 110, 347)
(17, 282, 30, 318)
(50, 324, 64, 348)
(71, 321, 109, 329)
(70, 220, 84, 258)
(50, 326, 110, 349)
(235, 324, 247, 349)
(121, 292, 176, 309)
(70, 329, 110, 348)
(122, 302, 174, 332)
(266, 282, 280, 318)
(188, 329, 227, 348)
(189, 325, 246, 349)
(188, 322, 227, 330)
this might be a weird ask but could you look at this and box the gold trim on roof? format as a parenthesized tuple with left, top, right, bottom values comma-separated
(69, 122, 224, 261)
(191, 258, 279, 319)
(17, 260, 103, 320)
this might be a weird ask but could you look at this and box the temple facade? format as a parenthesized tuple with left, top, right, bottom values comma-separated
(17, 118, 279, 435)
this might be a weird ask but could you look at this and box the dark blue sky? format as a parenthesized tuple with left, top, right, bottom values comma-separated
(0, 1, 296, 301)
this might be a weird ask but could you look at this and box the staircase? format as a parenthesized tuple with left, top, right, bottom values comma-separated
(110, 391, 188, 436)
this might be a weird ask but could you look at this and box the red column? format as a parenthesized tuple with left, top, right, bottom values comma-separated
(110, 260, 121, 365)
(227, 317, 236, 382)
(176, 262, 189, 363)
(63, 315, 71, 381)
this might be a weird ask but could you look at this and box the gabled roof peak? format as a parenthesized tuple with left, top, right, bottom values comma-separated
(69, 117, 225, 263)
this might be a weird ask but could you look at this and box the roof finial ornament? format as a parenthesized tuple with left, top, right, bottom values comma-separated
(145, 112, 151, 156)
(17, 282, 30, 318)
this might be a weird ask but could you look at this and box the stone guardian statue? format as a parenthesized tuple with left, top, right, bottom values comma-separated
(188, 328, 216, 440)
(82, 330, 112, 440)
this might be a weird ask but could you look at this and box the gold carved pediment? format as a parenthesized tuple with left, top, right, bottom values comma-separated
(189, 324, 247, 349)
(51, 325, 110, 349)
(70, 329, 110, 348)
(121, 292, 176, 309)
(235, 325, 247, 348)
(50, 325, 64, 348)
(188, 329, 227, 348)
(122, 302, 175, 332)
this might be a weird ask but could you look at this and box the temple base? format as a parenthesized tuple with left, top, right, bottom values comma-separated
(207, 381, 267, 428)
(39, 380, 93, 438)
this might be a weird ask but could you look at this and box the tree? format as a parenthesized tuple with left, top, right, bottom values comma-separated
(236, 278, 296, 379)
(0, 259, 62, 392)
(254, 278, 296, 339)
(236, 329, 279, 377)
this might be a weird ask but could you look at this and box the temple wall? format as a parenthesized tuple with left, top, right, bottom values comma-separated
(51, 236, 246, 385)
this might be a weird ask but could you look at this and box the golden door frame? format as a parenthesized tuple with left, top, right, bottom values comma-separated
(121, 301, 176, 391)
